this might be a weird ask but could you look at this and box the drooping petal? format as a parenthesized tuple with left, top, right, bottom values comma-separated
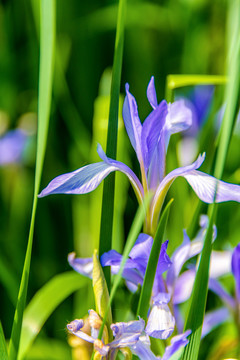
(101, 250, 143, 287)
(183, 170, 240, 203)
(67, 319, 95, 343)
(147, 76, 158, 109)
(111, 318, 145, 339)
(145, 301, 175, 339)
(231, 243, 240, 302)
(131, 335, 159, 360)
(68, 252, 93, 278)
(201, 307, 230, 338)
(161, 330, 191, 360)
(150, 153, 205, 231)
(122, 84, 143, 165)
(39, 145, 144, 203)
(141, 100, 168, 172)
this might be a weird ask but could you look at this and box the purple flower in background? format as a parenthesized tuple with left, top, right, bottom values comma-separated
(67, 309, 191, 359)
(0, 129, 28, 165)
(39, 76, 240, 233)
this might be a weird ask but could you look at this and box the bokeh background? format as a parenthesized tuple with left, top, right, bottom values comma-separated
(0, 0, 239, 359)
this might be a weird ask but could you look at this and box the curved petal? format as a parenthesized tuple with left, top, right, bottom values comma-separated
(131, 336, 159, 360)
(231, 243, 240, 302)
(173, 269, 195, 305)
(141, 100, 168, 172)
(183, 170, 240, 203)
(164, 100, 192, 150)
(162, 330, 191, 360)
(201, 307, 230, 338)
(39, 146, 143, 203)
(147, 76, 158, 109)
(150, 153, 205, 231)
(145, 303, 175, 339)
(122, 84, 143, 165)
(68, 252, 93, 278)
(209, 278, 235, 309)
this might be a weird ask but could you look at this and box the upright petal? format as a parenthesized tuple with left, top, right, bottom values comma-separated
(172, 269, 195, 304)
(164, 100, 192, 150)
(141, 100, 168, 173)
(145, 300, 175, 339)
(232, 244, 240, 302)
(147, 76, 158, 109)
(122, 84, 143, 165)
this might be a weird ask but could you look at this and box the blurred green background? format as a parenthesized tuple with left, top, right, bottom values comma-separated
(0, 0, 239, 359)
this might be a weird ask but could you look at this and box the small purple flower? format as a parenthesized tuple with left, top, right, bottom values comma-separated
(38, 77, 240, 233)
(67, 309, 191, 359)
(0, 129, 28, 165)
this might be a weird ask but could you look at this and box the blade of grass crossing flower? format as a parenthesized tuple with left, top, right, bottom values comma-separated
(181, 206, 216, 360)
(97, 194, 152, 342)
(18, 272, 87, 360)
(181, 2, 240, 359)
(8, 1, 56, 359)
(137, 199, 173, 320)
(0, 322, 8, 360)
(99, 0, 126, 289)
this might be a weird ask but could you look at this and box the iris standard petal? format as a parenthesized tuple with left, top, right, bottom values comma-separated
(146, 76, 158, 109)
(201, 307, 230, 338)
(141, 100, 167, 172)
(145, 302, 175, 339)
(161, 330, 191, 360)
(68, 252, 93, 278)
(122, 84, 143, 165)
(231, 243, 240, 302)
(164, 100, 192, 150)
(173, 269, 195, 305)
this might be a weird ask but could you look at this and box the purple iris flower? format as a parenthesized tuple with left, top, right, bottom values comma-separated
(0, 129, 28, 165)
(67, 309, 191, 360)
(38, 76, 240, 234)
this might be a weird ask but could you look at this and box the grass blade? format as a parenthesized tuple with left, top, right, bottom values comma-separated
(8, 1, 56, 358)
(18, 272, 87, 360)
(0, 322, 8, 360)
(137, 199, 173, 320)
(181, 1, 240, 359)
(98, 0, 126, 288)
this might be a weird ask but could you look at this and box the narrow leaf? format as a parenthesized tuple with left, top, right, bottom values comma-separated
(8, 1, 56, 359)
(0, 322, 8, 360)
(99, 0, 126, 288)
(18, 272, 87, 360)
(137, 199, 173, 320)
(92, 250, 112, 333)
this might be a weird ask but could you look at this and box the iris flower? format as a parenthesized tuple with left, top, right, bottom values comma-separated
(67, 309, 191, 360)
(39, 77, 240, 234)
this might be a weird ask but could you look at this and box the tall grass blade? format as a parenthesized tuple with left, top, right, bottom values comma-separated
(8, 1, 56, 358)
(137, 199, 173, 320)
(98, 0, 126, 289)
(181, 1, 240, 359)
(0, 322, 8, 360)
(18, 272, 87, 360)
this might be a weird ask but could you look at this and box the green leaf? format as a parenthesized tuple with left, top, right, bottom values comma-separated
(18, 272, 87, 360)
(99, 0, 126, 289)
(181, 1, 240, 359)
(0, 322, 8, 360)
(97, 194, 152, 341)
(8, 1, 56, 359)
(92, 250, 112, 333)
(137, 199, 173, 320)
